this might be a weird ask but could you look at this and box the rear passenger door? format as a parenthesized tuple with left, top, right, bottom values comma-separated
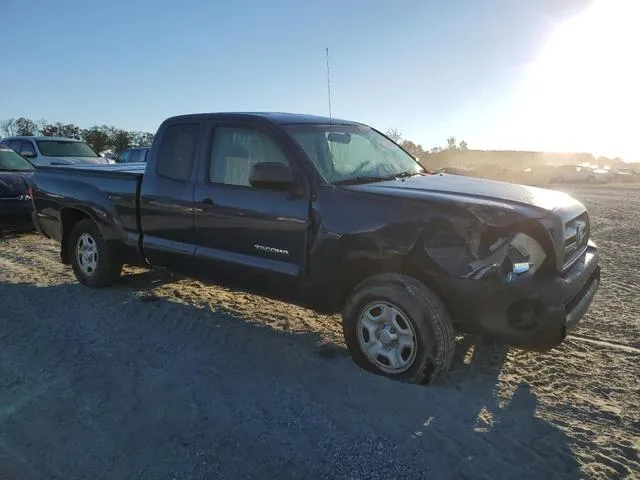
(139, 122, 202, 274)
(192, 122, 311, 278)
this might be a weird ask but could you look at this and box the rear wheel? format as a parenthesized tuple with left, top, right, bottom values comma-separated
(69, 219, 122, 287)
(342, 274, 455, 384)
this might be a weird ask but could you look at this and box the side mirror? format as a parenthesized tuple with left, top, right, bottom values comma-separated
(249, 162, 295, 190)
(21, 149, 36, 159)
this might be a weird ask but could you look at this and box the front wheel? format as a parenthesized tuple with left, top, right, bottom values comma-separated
(342, 274, 455, 384)
(69, 219, 122, 287)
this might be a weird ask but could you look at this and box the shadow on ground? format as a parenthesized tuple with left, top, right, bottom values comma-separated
(0, 274, 582, 479)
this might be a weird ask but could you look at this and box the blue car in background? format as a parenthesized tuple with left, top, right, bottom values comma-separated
(117, 146, 149, 163)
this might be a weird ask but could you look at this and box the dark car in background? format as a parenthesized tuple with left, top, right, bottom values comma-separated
(0, 145, 34, 233)
(117, 147, 149, 163)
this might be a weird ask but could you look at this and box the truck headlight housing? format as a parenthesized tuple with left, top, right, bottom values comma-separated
(504, 233, 547, 282)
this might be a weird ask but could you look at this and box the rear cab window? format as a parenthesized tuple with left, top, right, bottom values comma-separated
(156, 123, 200, 181)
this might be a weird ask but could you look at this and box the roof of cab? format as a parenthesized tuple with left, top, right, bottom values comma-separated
(163, 112, 362, 126)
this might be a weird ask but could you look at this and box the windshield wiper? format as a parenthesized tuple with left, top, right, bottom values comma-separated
(333, 175, 396, 186)
(394, 170, 425, 178)
(333, 169, 428, 185)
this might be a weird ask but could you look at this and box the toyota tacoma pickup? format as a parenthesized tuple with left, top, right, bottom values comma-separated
(30, 112, 600, 384)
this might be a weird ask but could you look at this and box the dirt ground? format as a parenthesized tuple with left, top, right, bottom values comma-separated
(0, 185, 638, 479)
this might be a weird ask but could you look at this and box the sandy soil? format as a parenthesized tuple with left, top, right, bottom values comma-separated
(0, 185, 638, 479)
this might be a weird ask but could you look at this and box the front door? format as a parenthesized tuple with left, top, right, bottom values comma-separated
(193, 123, 310, 279)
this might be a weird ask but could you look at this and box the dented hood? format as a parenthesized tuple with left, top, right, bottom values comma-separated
(347, 173, 585, 221)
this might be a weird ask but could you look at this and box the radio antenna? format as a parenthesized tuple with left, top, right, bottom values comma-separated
(326, 47, 332, 120)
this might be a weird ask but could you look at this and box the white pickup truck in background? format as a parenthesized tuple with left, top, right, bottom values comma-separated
(0, 136, 113, 166)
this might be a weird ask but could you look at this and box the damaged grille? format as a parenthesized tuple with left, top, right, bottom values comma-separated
(563, 212, 589, 270)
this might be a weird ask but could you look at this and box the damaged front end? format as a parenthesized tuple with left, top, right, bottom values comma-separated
(421, 201, 557, 286)
(416, 198, 599, 350)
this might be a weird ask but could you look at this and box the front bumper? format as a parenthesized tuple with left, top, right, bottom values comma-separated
(442, 241, 600, 350)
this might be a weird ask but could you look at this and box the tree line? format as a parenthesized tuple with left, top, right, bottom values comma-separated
(0, 117, 154, 155)
(385, 128, 468, 160)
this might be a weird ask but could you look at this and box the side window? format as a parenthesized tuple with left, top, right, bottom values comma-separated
(129, 150, 140, 163)
(21, 141, 36, 157)
(209, 126, 289, 186)
(119, 151, 131, 163)
(157, 123, 199, 181)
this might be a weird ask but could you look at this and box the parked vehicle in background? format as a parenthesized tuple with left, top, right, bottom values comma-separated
(435, 166, 475, 177)
(549, 165, 605, 184)
(0, 136, 113, 166)
(610, 167, 638, 182)
(30, 112, 600, 384)
(0, 145, 34, 233)
(118, 147, 149, 163)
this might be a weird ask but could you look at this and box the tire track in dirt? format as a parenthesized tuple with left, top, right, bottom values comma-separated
(567, 334, 640, 354)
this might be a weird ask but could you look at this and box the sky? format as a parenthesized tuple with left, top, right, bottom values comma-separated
(1, 0, 638, 160)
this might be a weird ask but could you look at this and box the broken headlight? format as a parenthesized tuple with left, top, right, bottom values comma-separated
(466, 231, 548, 281)
(503, 233, 547, 282)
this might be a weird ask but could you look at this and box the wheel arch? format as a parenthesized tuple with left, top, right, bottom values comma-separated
(334, 252, 450, 315)
(60, 207, 92, 264)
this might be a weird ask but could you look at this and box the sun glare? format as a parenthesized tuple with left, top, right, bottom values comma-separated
(507, 0, 640, 160)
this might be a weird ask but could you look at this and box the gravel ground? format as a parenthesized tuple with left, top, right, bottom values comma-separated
(0, 185, 638, 479)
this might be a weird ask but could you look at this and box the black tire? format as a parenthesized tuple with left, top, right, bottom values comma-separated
(68, 219, 122, 287)
(342, 274, 455, 384)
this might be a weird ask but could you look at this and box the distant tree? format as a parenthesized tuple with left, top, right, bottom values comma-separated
(426, 137, 469, 153)
(15, 117, 39, 136)
(0, 120, 12, 137)
(109, 129, 131, 154)
(0, 117, 39, 136)
(130, 131, 154, 147)
(401, 140, 425, 159)
(82, 126, 111, 153)
(41, 122, 82, 139)
(385, 128, 403, 144)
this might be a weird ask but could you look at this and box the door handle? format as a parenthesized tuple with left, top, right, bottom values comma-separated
(201, 198, 214, 205)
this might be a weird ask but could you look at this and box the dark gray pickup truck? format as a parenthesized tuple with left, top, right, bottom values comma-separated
(31, 112, 600, 384)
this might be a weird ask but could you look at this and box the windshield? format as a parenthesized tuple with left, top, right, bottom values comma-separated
(36, 140, 99, 157)
(0, 149, 34, 171)
(285, 124, 424, 184)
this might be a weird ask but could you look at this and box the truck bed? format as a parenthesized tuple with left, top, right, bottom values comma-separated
(32, 163, 146, 261)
